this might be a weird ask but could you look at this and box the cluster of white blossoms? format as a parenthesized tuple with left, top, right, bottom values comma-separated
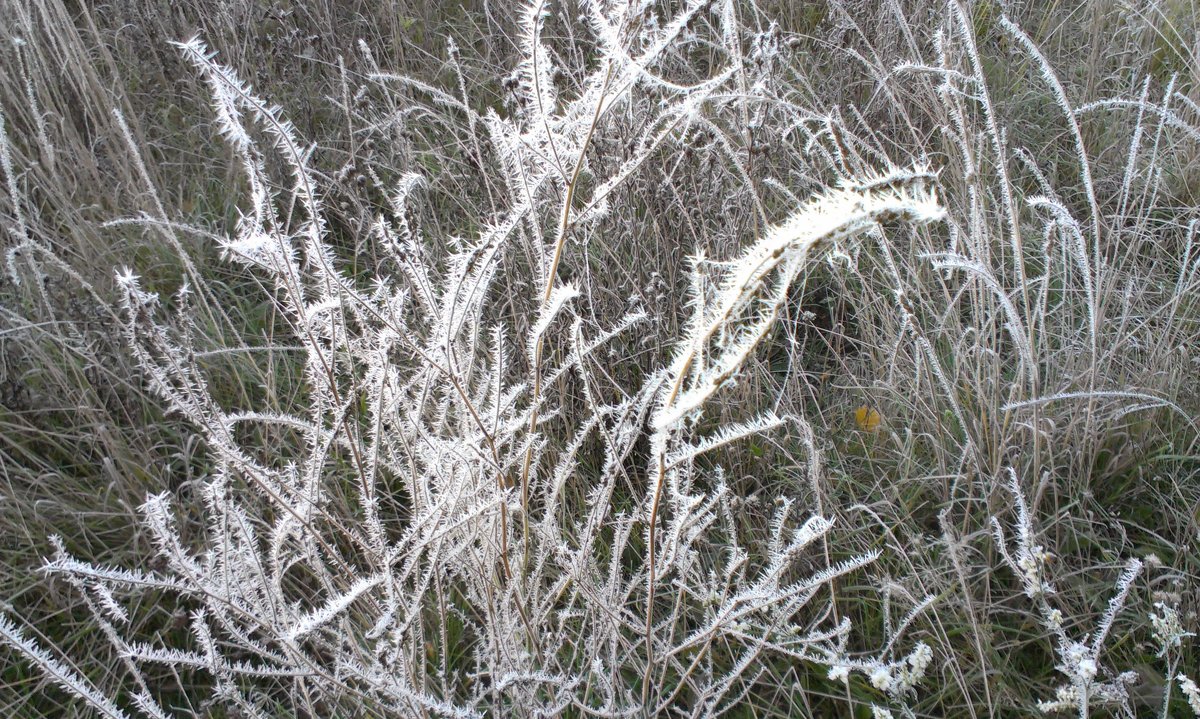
(996, 475, 1153, 716)
(1062, 642, 1097, 683)
(1016, 543, 1054, 598)
(1034, 672, 1141, 715)
(1149, 602, 1193, 656)
(868, 642, 934, 698)
(1035, 685, 1082, 714)
(1178, 674, 1200, 717)
(824, 640, 933, 712)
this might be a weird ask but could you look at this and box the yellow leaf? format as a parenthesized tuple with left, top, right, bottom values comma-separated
(854, 405, 882, 432)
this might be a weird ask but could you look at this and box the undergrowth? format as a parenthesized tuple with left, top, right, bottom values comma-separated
(0, 0, 1198, 717)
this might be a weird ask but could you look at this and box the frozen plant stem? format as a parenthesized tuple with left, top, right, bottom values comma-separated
(518, 61, 615, 580)
(642, 168, 944, 706)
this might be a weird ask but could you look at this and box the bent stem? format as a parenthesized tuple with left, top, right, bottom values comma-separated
(640, 170, 943, 708)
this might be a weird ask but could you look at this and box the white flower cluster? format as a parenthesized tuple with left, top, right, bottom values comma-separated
(1035, 685, 1080, 714)
(1063, 642, 1097, 683)
(1149, 602, 1194, 656)
(1179, 674, 1200, 718)
(1016, 543, 1054, 598)
(996, 476, 1149, 718)
(992, 470, 1056, 600)
(867, 642, 934, 698)
(1035, 673, 1140, 715)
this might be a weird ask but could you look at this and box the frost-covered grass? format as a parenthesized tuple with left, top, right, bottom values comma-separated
(1, 0, 1198, 717)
